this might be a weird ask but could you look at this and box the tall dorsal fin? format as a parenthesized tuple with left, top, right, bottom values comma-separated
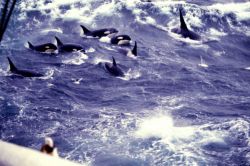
(179, 9, 188, 31)
(27, 41, 34, 49)
(7, 57, 17, 72)
(80, 25, 91, 34)
(55, 36, 63, 46)
(132, 41, 137, 56)
(112, 56, 117, 67)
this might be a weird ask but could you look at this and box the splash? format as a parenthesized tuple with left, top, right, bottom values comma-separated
(120, 68, 141, 81)
(62, 52, 88, 65)
(135, 115, 195, 142)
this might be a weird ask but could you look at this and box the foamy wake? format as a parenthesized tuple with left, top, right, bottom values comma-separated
(135, 115, 195, 142)
(134, 114, 249, 162)
(62, 52, 88, 65)
(40, 68, 55, 80)
(120, 68, 141, 81)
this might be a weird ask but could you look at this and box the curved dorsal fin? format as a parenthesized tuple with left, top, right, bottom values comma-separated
(7, 57, 17, 72)
(132, 41, 137, 56)
(112, 56, 117, 67)
(27, 41, 34, 49)
(55, 36, 63, 46)
(179, 9, 188, 31)
(80, 25, 91, 34)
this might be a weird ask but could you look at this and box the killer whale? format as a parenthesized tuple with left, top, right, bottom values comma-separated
(105, 57, 124, 77)
(127, 41, 137, 57)
(80, 25, 118, 38)
(111, 35, 131, 45)
(55, 36, 85, 53)
(118, 41, 137, 57)
(171, 9, 201, 40)
(27, 41, 57, 54)
(7, 57, 43, 77)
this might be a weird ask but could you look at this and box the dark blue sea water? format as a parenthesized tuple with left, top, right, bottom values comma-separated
(1, 0, 250, 165)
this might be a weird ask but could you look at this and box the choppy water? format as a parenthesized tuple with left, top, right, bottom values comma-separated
(1, 0, 250, 165)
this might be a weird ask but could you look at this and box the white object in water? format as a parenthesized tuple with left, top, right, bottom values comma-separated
(198, 56, 208, 68)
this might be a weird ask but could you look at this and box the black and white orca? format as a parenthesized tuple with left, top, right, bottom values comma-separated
(80, 25, 118, 38)
(40, 137, 59, 157)
(27, 41, 57, 54)
(55, 36, 85, 53)
(111, 35, 131, 45)
(7, 57, 43, 77)
(127, 41, 137, 57)
(105, 57, 124, 77)
(118, 41, 137, 58)
(171, 9, 201, 40)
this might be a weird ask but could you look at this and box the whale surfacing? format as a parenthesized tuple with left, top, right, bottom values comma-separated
(81, 25, 118, 38)
(55, 36, 85, 53)
(111, 35, 131, 45)
(171, 9, 201, 41)
(105, 57, 124, 77)
(127, 41, 137, 57)
(27, 41, 57, 54)
(7, 57, 43, 77)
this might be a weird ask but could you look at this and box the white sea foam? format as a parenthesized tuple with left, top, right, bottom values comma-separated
(47, 83, 54, 87)
(213, 50, 225, 57)
(246, 30, 250, 37)
(0, 67, 9, 76)
(62, 52, 88, 65)
(102, 45, 116, 51)
(208, 2, 250, 21)
(41, 28, 63, 34)
(40, 68, 55, 80)
(85, 47, 96, 53)
(245, 67, 250, 70)
(209, 28, 227, 37)
(133, 113, 247, 163)
(92, 57, 110, 65)
(208, 28, 227, 40)
(20, 0, 120, 26)
(120, 68, 141, 81)
(135, 115, 195, 142)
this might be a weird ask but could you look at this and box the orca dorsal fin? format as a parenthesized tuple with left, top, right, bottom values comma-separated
(7, 57, 17, 72)
(55, 36, 63, 46)
(112, 56, 117, 67)
(27, 41, 34, 49)
(179, 9, 188, 31)
(80, 25, 91, 34)
(132, 41, 137, 56)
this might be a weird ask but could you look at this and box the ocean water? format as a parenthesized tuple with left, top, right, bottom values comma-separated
(0, 0, 250, 165)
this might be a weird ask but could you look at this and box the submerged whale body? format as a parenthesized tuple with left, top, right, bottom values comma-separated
(81, 25, 118, 38)
(7, 57, 43, 77)
(55, 36, 85, 53)
(27, 41, 57, 54)
(111, 35, 131, 45)
(105, 57, 124, 77)
(171, 9, 201, 40)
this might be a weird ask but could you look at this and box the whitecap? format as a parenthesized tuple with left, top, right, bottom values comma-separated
(39, 68, 55, 80)
(119, 68, 141, 81)
(62, 52, 88, 65)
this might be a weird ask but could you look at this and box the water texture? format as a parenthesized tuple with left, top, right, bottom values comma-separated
(0, 0, 250, 165)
